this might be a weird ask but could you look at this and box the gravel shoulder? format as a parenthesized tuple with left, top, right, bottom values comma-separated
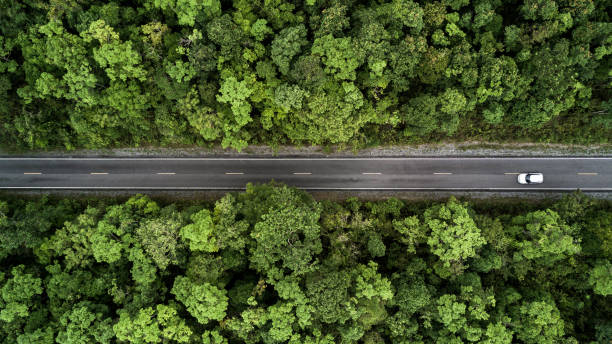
(1, 141, 611, 157)
(3, 190, 610, 202)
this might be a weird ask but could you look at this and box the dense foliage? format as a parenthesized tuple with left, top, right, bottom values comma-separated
(0, 185, 611, 343)
(0, 0, 611, 150)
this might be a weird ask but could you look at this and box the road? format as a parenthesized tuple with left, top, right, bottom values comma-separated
(0, 157, 610, 191)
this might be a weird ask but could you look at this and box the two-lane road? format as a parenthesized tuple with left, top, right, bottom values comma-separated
(0, 157, 610, 191)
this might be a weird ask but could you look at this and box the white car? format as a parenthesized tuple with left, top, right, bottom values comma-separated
(517, 173, 543, 184)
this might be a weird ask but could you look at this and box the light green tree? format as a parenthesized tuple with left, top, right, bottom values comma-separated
(588, 260, 612, 296)
(171, 276, 228, 325)
(180, 209, 217, 252)
(0, 265, 42, 322)
(56, 303, 114, 344)
(516, 300, 565, 344)
(113, 304, 192, 343)
(424, 197, 486, 270)
(311, 34, 363, 81)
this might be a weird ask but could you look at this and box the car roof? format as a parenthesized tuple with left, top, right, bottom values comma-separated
(529, 173, 543, 182)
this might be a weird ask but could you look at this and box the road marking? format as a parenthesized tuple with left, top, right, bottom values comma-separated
(293, 172, 312, 175)
(90, 172, 109, 175)
(23, 172, 42, 175)
(504, 172, 520, 175)
(156, 172, 176, 175)
(3, 187, 611, 191)
(577, 172, 598, 175)
(225, 172, 244, 175)
(433, 172, 453, 175)
(362, 172, 382, 175)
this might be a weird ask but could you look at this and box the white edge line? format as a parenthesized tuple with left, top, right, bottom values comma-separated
(1, 187, 611, 191)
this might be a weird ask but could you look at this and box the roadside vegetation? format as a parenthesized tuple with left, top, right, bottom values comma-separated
(0, 185, 610, 343)
(0, 0, 610, 151)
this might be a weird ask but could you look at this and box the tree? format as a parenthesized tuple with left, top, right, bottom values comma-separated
(510, 210, 581, 266)
(424, 197, 486, 271)
(81, 20, 146, 82)
(113, 304, 192, 343)
(436, 294, 468, 334)
(56, 302, 114, 344)
(211, 194, 250, 252)
(481, 322, 513, 344)
(37, 206, 102, 270)
(178, 87, 222, 142)
(516, 300, 565, 344)
(588, 260, 612, 296)
(249, 186, 322, 280)
(171, 276, 228, 325)
(274, 83, 307, 111)
(271, 25, 308, 75)
(305, 269, 352, 324)
(136, 211, 184, 270)
(392, 216, 426, 254)
(0, 265, 42, 323)
(202, 330, 228, 344)
(0, 197, 76, 260)
(216, 76, 254, 150)
(180, 209, 217, 253)
(311, 3, 350, 38)
(311, 34, 363, 81)
(283, 82, 371, 144)
(391, 275, 431, 316)
(351, 261, 393, 330)
(144, 0, 221, 26)
(0, 185, 610, 343)
(128, 245, 158, 286)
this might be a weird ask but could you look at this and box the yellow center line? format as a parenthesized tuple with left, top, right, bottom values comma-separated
(90, 172, 109, 175)
(433, 172, 453, 175)
(577, 172, 598, 175)
(23, 172, 42, 175)
(362, 172, 382, 175)
(293, 172, 312, 175)
(225, 172, 244, 175)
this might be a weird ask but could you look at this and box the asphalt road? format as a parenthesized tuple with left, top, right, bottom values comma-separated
(0, 157, 610, 191)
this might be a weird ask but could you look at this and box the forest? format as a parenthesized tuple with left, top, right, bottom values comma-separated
(0, 185, 610, 343)
(0, 0, 611, 151)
